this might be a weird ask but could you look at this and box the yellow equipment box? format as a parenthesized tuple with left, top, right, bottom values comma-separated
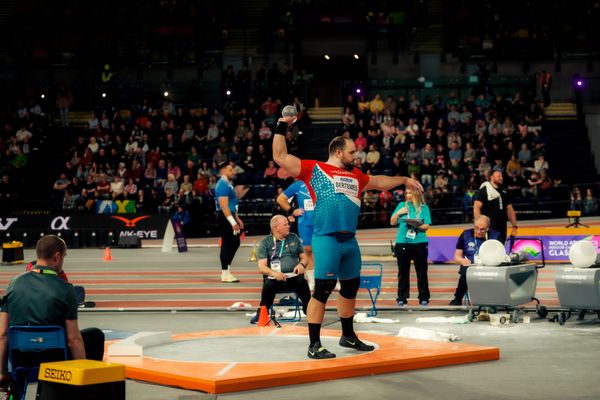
(2, 241, 24, 264)
(37, 360, 125, 400)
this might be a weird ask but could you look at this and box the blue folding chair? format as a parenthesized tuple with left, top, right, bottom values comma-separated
(274, 291, 302, 322)
(359, 263, 383, 316)
(8, 325, 68, 400)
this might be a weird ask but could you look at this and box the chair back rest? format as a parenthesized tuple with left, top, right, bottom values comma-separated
(359, 263, 383, 289)
(8, 326, 68, 368)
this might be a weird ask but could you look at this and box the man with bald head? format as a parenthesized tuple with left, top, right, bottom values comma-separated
(252, 215, 311, 323)
(449, 215, 501, 305)
(274, 113, 422, 358)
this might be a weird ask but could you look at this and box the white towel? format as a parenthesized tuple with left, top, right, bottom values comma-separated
(415, 316, 470, 324)
(480, 181, 502, 209)
(228, 302, 253, 310)
(354, 312, 400, 324)
(396, 327, 460, 342)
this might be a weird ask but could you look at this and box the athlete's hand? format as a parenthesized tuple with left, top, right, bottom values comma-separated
(405, 178, 424, 194)
(287, 215, 296, 223)
(292, 209, 305, 217)
(237, 218, 244, 230)
(232, 224, 241, 235)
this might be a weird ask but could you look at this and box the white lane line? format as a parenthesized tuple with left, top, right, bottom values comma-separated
(216, 362, 237, 376)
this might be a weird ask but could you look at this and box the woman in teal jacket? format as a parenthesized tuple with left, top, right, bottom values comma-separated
(390, 188, 432, 306)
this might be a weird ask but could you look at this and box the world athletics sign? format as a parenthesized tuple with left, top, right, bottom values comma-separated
(426, 235, 599, 263)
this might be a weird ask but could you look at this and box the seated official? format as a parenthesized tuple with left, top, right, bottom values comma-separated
(254, 215, 311, 322)
(0, 235, 105, 388)
(25, 259, 86, 306)
(449, 215, 500, 305)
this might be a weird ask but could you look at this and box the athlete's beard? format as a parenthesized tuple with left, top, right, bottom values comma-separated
(342, 160, 355, 171)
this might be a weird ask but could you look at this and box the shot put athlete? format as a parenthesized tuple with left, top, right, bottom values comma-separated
(273, 108, 423, 359)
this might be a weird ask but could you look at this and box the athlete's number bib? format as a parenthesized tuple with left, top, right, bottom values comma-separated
(303, 198, 314, 211)
(333, 175, 359, 197)
(406, 229, 416, 240)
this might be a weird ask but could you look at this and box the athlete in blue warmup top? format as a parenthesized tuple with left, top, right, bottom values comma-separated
(273, 112, 423, 359)
(215, 162, 243, 283)
(276, 179, 316, 289)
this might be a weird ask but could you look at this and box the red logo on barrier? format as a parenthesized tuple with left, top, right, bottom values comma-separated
(111, 215, 151, 227)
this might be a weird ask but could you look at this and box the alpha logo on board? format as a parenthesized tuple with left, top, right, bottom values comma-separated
(50, 216, 71, 230)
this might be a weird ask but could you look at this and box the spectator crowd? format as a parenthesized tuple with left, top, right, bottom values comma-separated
(337, 89, 560, 219)
(1, 60, 597, 237)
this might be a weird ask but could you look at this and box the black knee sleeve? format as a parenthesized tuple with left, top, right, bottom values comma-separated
(339, 277, 360, 299)
(312, 279, 337, 303)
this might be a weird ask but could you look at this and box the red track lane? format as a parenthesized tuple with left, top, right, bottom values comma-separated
(0, 276, 554, 293)
(78, 286, 559, 295)
(0, 268, 563, 277)
(0, 277, 559, 286)
(0, 264, 562, 309)
(91, 299, 561, 308)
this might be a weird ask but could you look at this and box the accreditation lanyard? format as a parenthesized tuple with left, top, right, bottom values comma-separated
(407, 202, 422, 219)
(405, 202, 421, 240)
(474, 232, 488, 255)
(271, 237, 285, 259)
(31, 267, 58, 276)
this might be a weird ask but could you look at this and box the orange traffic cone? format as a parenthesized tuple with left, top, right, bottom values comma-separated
(257, 305, 270, 327)
(103, 246, 112, 262)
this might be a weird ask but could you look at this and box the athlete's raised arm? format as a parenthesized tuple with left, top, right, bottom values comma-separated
(272, 116, 302, 177)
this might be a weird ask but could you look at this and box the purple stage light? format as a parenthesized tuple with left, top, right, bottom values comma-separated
(576, 80, 583, 87)
(355, 88, 361, 94)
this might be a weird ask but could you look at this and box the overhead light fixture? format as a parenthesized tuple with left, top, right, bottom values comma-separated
(324, 54, 330, 60)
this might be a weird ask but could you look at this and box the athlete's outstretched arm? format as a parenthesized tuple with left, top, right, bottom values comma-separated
(272, 116, 301, 177)
(365, 175, 423, 192)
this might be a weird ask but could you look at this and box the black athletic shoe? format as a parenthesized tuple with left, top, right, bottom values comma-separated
(307, 342, 336, 359)
(339, 335, 375, 351)
(448, 298, 462, 306)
